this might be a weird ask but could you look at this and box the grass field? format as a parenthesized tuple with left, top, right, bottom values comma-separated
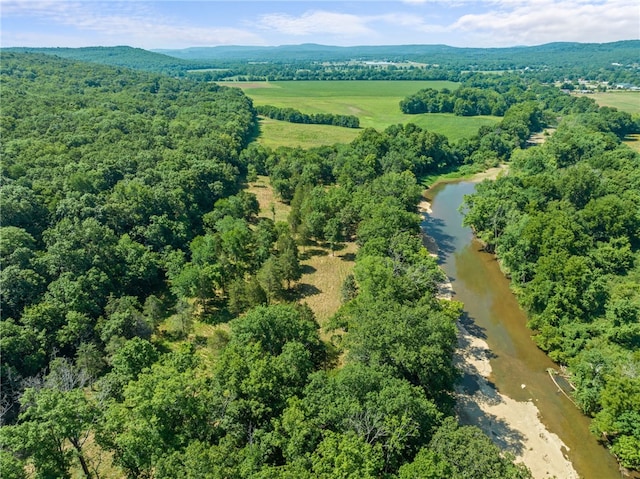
(576, 91, 640, 114)
(247, 175, 291, 223)
(224, 80, 499, 147)
(571, 91, 640, 153)
(256, 118, 361, 149)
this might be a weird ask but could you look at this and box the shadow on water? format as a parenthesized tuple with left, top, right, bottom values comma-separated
(421, 214, 457, 261)
(459, 311, 488, 341)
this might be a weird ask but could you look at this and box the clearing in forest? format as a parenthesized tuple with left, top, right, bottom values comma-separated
(247, 176, 357, 327)
(225, 80, 499, 147)
(581, 91, 640, 152)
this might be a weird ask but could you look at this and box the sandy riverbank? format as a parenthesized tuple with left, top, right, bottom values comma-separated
(422, 164, 580, 479)
(455, 322, 579, 479)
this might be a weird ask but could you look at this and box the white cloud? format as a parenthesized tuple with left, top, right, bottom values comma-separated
(257, 10, 374, 37)
(373, 12, 449, 34)
(251, 2, 638, 46)
(0, 0, 266, 48)
(256, 9, 451, 43)
(1, 0, 637, 48)
(450, 0, 639, 46)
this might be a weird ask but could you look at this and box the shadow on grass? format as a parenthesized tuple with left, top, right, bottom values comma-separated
(200, 305, 235, 325)
(300, 248, 328, 260)
(245, 117, 262, 144)
(301, 264, 317, 275)
(294, 283, 322, 298)
(340, 252, 356, 262)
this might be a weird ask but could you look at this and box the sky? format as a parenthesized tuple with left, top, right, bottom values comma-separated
(1, 0, 639, 50)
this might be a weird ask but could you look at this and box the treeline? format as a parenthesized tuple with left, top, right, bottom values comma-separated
(191, 60, 640, 86)
(256, 104, 360, 128)
(3, 46, 219, 76)
(188, 63, 459, 82)
(8, 42, 640, 85)
(164, 41, 640, 85)
(401, 86, 518, 116)
(399, 73, 596, 117)
(463, 109, 640, 469)
(8, 44, 639, 85)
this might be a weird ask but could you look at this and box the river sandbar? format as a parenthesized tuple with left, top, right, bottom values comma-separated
(454, 321, 579, 479)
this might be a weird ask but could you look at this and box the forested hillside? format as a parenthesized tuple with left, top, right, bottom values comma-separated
(1, 51, 259, 352)
(157, 41, 640, 70)
(0, 53, 533, 478)
(463, 110, 640, 469)
(3, 46, 209, 75)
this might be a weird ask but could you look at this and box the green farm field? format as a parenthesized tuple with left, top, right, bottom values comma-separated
(256, 118, 361, 149)
(577, 91, 640, 114)
(577, 91, 640, 152)
(224, 80, 499, 147)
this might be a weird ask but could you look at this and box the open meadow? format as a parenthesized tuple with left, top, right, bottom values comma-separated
(579, 90, 640, 114)
(575, 91, 640, 152)
(225, 80, 499, 147)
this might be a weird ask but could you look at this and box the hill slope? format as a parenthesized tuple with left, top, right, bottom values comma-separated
(3, 46, 201, 74)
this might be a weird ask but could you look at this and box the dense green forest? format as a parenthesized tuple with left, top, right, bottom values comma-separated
(400, 74, 531, 116)
(1, 47, 639, 477)
(0, 52, 535, 478)
(3, 46, 208, 76)
(155, 41, 640, 69)
(161, 41, 640, 85)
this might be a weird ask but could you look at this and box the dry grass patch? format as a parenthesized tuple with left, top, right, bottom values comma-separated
(247, 175, 291, 223)
(295, 241, 357, 331)
(248, 177, 357, 328)
(192, 323, 231, 368)
(74, 432, 120, 479)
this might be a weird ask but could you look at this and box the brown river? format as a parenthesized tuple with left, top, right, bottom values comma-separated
(422, 179, 623, 479)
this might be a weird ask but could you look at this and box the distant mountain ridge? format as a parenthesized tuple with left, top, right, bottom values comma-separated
(153, 41, 640, 66)
(4, 41, 638, 80)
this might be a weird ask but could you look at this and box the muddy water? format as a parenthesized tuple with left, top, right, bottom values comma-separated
(422, 180, 621, 479)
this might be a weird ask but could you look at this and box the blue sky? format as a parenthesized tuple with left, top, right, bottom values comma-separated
(1, 1, 638, 49)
